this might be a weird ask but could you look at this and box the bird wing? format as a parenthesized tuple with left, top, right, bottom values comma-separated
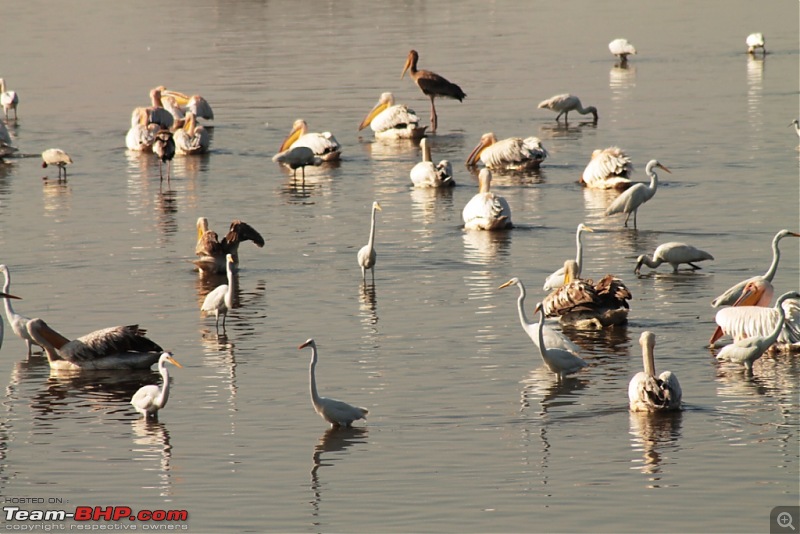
(462, 193, 511, 230)
(188, 95, 214, 120)
(371, 104, 421, 133)
(715, 301, 800, 343)
(480, 138, 526, 168)
(542, 280, 599, 317)
(222, 220, 265, 252)
(582, 148, 632, 188)
(293, 132, 340, 157)
(594, 275, 632, 309)
(196, 230, 224, 258)
(410, 161, 438, 187)
(65, 325, 162, 363)
(605, 184, 645, 215)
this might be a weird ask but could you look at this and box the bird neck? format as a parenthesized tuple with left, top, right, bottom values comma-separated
(642, 343, 656, 377)
(1, 272, 16, 318)
(536, 307, 547, 357)
(156, 363, 171, 409)
(367, 207, 378, 248)
(639, 254, 660, 269)
(766, 296, 789, 343)
(421, 140, 432, 163)
(27, 321, 69, 364)
(309, 346, 322, 406)
(575, 230, 584, 268)
(514, 283, 532, 329)
(762, 234, 782, 281)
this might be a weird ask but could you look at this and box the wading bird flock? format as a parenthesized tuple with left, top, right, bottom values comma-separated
(0, 34, 795, 425)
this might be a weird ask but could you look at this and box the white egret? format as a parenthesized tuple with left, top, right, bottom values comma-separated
(634, 242, 714, 274)
(746, 33, 765, 55)
(298, 338, 368, 427)
(194, 218, 265, 275)
(26, 318, 163, 371)
(543, 224, 594, 290)
(401, 49, 466, 133)
(130, 352, 183, 418)
(465, 132, 547, 171)
(0, 78, 19, 121)
(358, 92, 427, 140)
(0, 265, 39, 355)
(498, 277, 582, 356)
(537, 93, 598, 123)
(153, 130, 175, 181)
(462, 169, 512, 231)
(174, 112, 210, 155)
(716, 291, 800, 371)
(272, 145, 323, 178)
(531, 302, 587, 380)
(278, 119, 340, 162)
(609, 38, 637, 62)
(605, 159, 670, 228)
(0, 290, 23, 351)
(409, 137, 454, 188)
(628, 331, 682, 412)
(581, 147, 633, 190)
(710, 229, 800, 307)
(357, 201, 382, 282)
(201, 254, 235, 331)
(41, 149, 73, 180)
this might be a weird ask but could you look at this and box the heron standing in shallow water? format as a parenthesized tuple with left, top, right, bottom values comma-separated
(401, 49, 466, 134)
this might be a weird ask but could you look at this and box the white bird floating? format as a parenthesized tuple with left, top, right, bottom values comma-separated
(0, 265, 39, 356)
(174, 112, 210, 155)
(609, 38, 637, 63)
(0, 78, 19, 121)
(357, 201, 382, 282)
(130, 352, 183, 419)
(0, 289, 23, 351)
(157, 86, 214, 122)
(409, 138, 454, 188)
(462, 169, 512, 231)
(144, 87, 174, 130)
(41, 149, 73, 181)
(498, 277, 582, 357)
(358, 92, 427, 140)
(543, 224, 594, 291)
(537, 93, 598, 123)
(125, 108, 160, 152)
(634, 242, 714, 274)
(466, 132, 547, 171)
(710, 229, 800, 308)
(605, 159, 670, 228)
(194, 217, 265, 275)
(201, 254, 235, 332)
(298, 338, 368, 428)
(526, 299, 587, 380)
(628, 331, 682, 412)
(581, 147, 633, 190)
(715, 291, 800, 371)
(746, 33, 765, 55)
(272, 146, 323, 178)
(279, 119, 341, 162)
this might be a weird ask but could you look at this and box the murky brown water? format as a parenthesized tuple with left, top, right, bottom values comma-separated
(0, 1, 798, 532)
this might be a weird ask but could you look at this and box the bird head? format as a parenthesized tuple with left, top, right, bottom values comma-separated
(498, 278, 520, 290)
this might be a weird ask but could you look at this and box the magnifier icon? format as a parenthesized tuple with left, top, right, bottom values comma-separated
(778, 512, 795, 531)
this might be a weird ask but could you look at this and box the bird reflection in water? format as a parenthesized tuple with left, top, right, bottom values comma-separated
(41, 179, 72, 221)
(156, 185, 178, 242)
(131, 418, 174, 497)
(520, 367, 589, 414)
(310, 426, 368, 519)
(628, 411, 683, 487)
(278, 161, 338, 202)
(609, 64, 637, 103)
(358, 281, 378, 329)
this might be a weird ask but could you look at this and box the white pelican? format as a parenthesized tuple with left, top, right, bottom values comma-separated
(609, 38, 637, 62)
(628, 331, 682, 412)
(201, 254, 235, 331)
(25, 318, 164, 371)
(543, 223, 594, 291)
(0, 78, 19, 121)
(144, 87, 174, 130)
(401, 49, 466, 133)
(543, 260, 632, 329)
(160, 95, 186, 126)
(711, 229, 800, 307)
(466, 133, 548, 171)
(194, 217, 265, 275)
(409, 138, 454, 188)
(0, 290, 22, 351)
(174, 112, 210, 155)
(581, 147, 633, 190)
(298, 338, 368, 427)
(357, 201, 382, 282)
(634, 242, 714, 274)
(0, 265, 38, 356)
(157, 87, 214, 121)
(41, 148, 73, 180)
(746, 33, 765, 55)
(716, 291, 800, 370)
(125, 108, 159, 152)
(272, 146, 322, 178)
(278, 119, 340, 162)
(130, 352, 183, 418)
(498, 277, 582, 356)
(605, 159, 670, 228)
(462, 169, 512, 231)
(153, 130, 175, 180)
(537, 93, 598, 123)
(358, 92, 427, 140)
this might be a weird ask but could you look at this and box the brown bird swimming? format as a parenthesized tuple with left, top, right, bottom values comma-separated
(401, 49, 465, 134)
(194, 217, 265, 274)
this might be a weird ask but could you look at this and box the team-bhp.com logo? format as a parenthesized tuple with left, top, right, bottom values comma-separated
(4, 505, 188, 528)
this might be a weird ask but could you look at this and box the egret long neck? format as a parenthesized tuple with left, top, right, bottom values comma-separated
(367, 206, 378, 249)
(762, 234, 782, 281)
(1, 271, 16, 319)
(575, 230, 584, 269)
(514, 282, 532, 328)
(765, 297, 789, 345)
(536, 307, 548, 358)
(309, 345, 322, 406)
(646, 165, 659, 195)
(156, 362, 171, 409)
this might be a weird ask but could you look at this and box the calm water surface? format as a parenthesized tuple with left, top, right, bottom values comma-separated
(1, 1, 798, 532)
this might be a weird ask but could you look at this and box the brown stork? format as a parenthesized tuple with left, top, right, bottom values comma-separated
(401, 50, 465, 133)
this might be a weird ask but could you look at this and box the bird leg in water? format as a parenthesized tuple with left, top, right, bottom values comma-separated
(429, 96, 438, 133)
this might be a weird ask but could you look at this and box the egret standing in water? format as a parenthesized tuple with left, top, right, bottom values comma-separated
(298, 338, 368, 427)
(357, 201, 382, 282)
(0, 289, 23, 352)
(543, 224, 594, 290)
(628, 331, 682, 412)
(531, 302, 587, 380)
(605, 159, 670, 228)
(201, 254, 235, 332)
(130, 352, 183, 419)
(0, 265, 38, 355)
(401, 49, 466, 133)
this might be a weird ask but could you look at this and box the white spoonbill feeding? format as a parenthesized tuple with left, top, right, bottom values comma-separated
(278, 119, 340, 162)
(628, 331, 682, 412)
(357, 201, 382, 282)
(401, 49, 466, 134)
(466, 132, 547, 171)
(0, 78, 19, 121)
(298, 338, 368, 427)
(543, 224, 594, 291)
(581, 147, 633, 190)
(201, 254, 235, 332)
(194, 217, 265, 275)
(746, 33, 765, 55)
(130, 352, 183, 419)
(358, 92, 426, 140)
(715, 291, 800, 371)
(609, 38, 637, 62)
(409, 137, 454, 188)
(710, 229, 800, 307)
(462, 169, 512, 231)
(634, 242, 714, 274)
(537, 93, 598, 123)
(0, 265, 39, 356)
(41, 149, 73, 180)
(605, 159, 670, 228)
